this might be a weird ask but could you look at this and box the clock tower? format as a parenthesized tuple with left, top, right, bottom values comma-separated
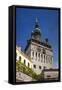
(24, 18, 53, 74)
(31, 18, 41, 42)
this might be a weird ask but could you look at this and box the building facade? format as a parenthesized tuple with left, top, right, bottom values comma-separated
(43, 69, 59, 80)
(25, 19, 53, 74)
(16, 46, 32, 69)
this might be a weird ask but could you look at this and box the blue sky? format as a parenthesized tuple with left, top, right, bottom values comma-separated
(16, 7, 59, 68)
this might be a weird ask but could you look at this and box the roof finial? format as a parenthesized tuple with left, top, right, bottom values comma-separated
(36, 17, 38, 23)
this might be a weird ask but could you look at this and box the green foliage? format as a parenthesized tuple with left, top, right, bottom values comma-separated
(16, 61, 44, 80)
(36, 72, 44, 81)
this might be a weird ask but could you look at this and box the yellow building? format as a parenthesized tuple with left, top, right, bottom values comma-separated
(16, 46, 33, 69)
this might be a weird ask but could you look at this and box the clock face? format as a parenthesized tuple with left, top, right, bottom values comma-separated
(43, 48, 46, 54)
(37, 47, 41, 52)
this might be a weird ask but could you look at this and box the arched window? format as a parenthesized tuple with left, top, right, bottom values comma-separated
(41, 54, 43, 62)
(39, 66, 41, 69)
(32, 51, 34, 57)
(50, 57, 52, 64)
(36, 52, 37, 57)
(38, 53, 40, 58)
(28, 62, 30, 67)
(44, 66, 46, 70)
(33, 64, 36, 68)
(44, 54, 45, 63)
(19, 56, 21, 61)
(46, 55, 48, 63)
(24, 59, 26, 65)
(46, 56, 47, 62)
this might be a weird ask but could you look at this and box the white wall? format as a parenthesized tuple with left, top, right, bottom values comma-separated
(0, 0, 62, 90)
(30, 42, 53, 74)
(16, 48, 32, 68)
(44, 70, 59, 79)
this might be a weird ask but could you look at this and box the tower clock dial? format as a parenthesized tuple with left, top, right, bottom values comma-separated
(43, 48, 46, 54)
(37, 47, 41, 52)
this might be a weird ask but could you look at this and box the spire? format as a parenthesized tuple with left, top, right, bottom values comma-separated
(34, 18, 41, 33)
(31, 18, 41, 42)
(35, 18, 39, 28)
(36, 17, 38, 23)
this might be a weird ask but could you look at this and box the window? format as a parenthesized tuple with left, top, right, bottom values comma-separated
(36, 52, 37, 60)
(44, 54, 45, 63)
(51, 57, 52, 64)
(38, 53, 40, 61)
(39, 66, 41, 69)
(38, 53, 40, 58)
(36, 52, 37, 57)
(46, 56, 47, 62)
(19, 56, 21, 61)
(41, 54, 42, 58)
(47, 75, 51, 78)
(33, 65, 36, 68)
(24, 59, 26, 65)
(28, 62, 30, 67)
(46, 56, 48, 63)
(41, 54, 43, 62)
(32, 51, 34, 57)
(44, 66, 46, 70)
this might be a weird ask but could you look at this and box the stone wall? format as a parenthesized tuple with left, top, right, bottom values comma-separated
(16, 72, 35, 82)
(43, 69, 59, 80)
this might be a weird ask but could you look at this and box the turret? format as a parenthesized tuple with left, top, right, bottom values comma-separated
(31, 18, 41, 42)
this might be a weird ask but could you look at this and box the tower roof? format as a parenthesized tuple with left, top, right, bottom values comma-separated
(35, 18, 40, 31)
(32, 18, 41, 35)
(25, 18, 52, 52)
(31, 18, 41, 42)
